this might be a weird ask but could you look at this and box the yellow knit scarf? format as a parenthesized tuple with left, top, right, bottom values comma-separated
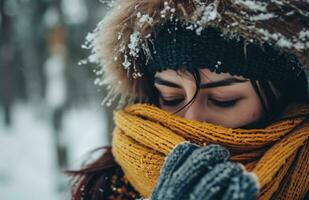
(111, 103, 309, 200)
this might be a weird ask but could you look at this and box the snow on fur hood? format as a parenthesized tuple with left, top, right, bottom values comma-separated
(83, 0, 309, 106)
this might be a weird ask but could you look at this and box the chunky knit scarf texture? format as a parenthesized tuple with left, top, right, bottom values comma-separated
(111, 104, 309, 200)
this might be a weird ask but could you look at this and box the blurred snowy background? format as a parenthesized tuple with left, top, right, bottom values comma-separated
(0, 0, 114, 199)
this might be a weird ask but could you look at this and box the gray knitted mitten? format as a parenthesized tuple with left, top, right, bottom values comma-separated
(150, 142, 259, 200)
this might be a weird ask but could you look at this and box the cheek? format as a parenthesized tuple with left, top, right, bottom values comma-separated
(226, 98, 264, 128)
(250, 110, 261, 120)
(159, 105, 177, 113)
(203, 95, 263, 128)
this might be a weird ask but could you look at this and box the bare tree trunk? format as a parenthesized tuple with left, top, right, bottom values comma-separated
(52, 107, 67, 169)
(15, 1, 44, 102)
(0, 0, 17, 127)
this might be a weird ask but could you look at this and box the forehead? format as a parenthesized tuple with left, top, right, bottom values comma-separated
(155, 68, 245, 83)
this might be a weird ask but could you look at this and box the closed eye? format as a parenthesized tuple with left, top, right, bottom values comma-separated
(208, 98, 239, 108)
(160, 97, 184, 106)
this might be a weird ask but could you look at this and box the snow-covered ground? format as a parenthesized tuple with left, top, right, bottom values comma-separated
(0, 102, 108, 200)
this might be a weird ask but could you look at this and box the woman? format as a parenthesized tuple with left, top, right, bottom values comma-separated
(69, 1, 309, 199)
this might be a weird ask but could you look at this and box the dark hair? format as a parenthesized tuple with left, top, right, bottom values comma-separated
(249, 72, 308, 127)
(67, 147, 117, 200)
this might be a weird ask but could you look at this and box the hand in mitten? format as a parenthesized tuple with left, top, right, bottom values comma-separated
(150, 142, 259, 200)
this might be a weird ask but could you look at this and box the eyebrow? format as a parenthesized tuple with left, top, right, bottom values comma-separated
(154, 77, 248, 89)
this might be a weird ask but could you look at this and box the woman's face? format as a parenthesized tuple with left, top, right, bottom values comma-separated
(154, 69, 264, 128)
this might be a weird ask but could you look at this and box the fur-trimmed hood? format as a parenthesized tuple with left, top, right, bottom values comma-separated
(85, 0, 309, 106)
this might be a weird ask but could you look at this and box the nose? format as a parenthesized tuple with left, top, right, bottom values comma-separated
(183, 101, 205, 122)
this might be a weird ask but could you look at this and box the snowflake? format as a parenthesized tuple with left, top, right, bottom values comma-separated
(128, 31, 141, 57)
(122, 55, 131, 69)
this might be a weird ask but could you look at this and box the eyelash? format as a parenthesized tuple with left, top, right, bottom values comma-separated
(161, 98, 184, 106)
(208, 98, 238, 108)
(160, 97, 238, 108)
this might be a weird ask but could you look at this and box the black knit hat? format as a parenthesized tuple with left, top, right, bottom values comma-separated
(145, 21, 306, 85)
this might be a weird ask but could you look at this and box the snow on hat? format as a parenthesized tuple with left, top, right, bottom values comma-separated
(83, 0, 309, 106)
